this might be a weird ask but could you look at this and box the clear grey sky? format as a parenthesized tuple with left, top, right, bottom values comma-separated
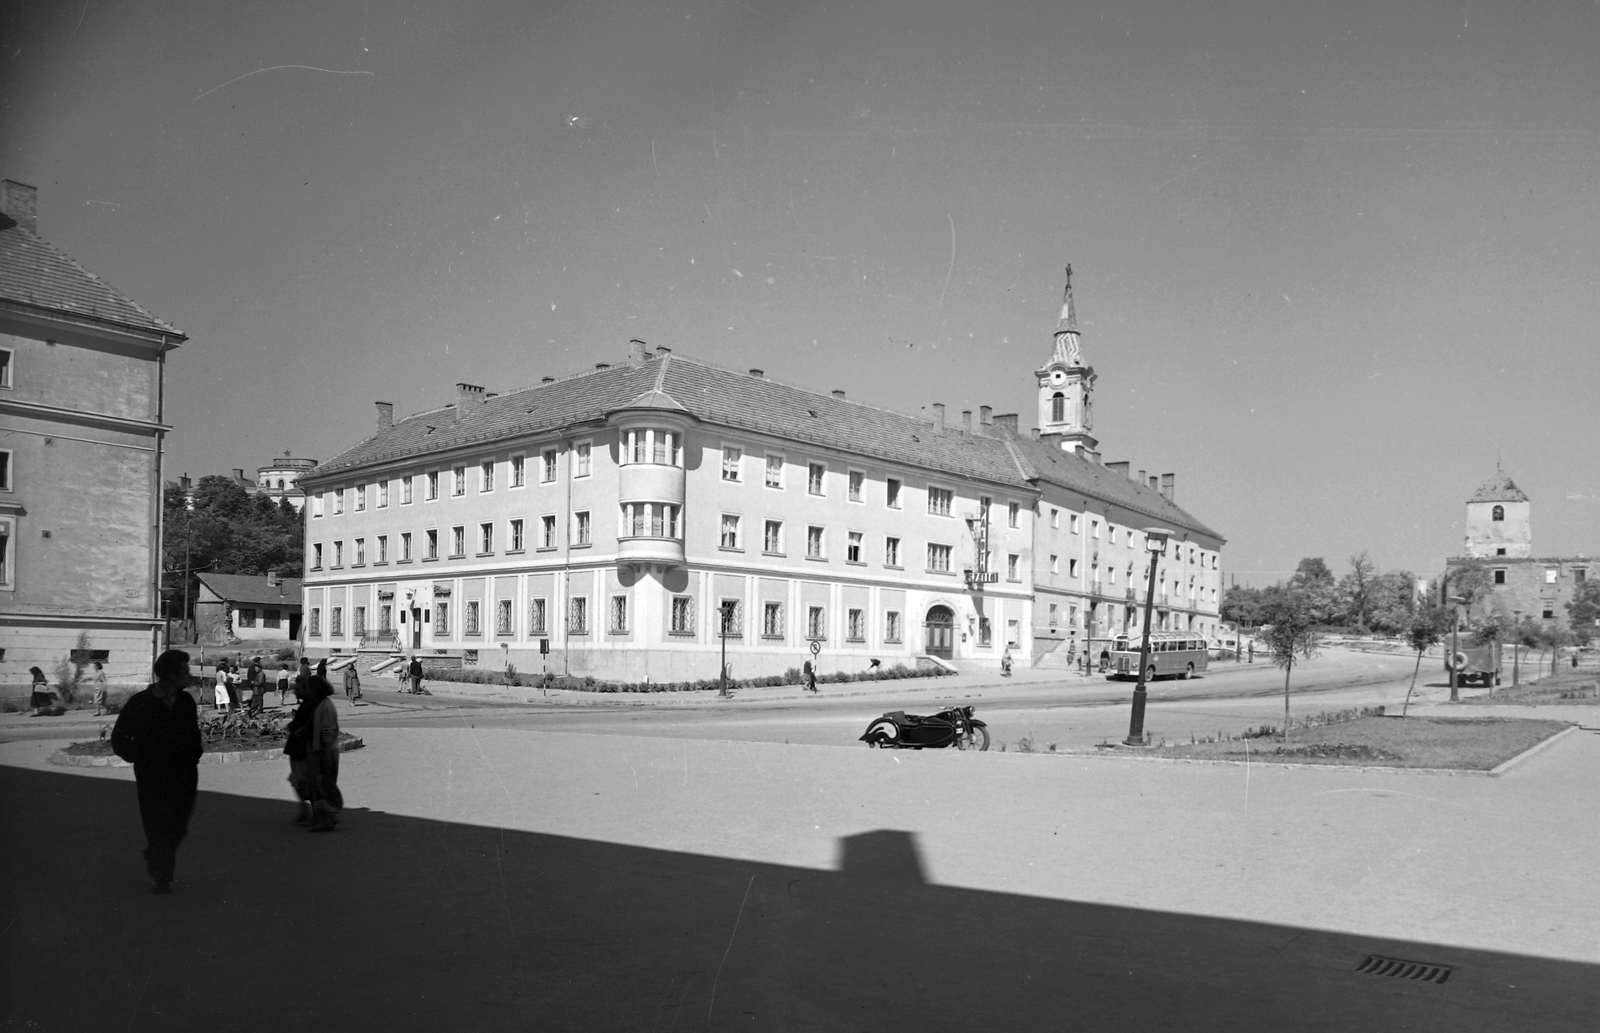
(5, 0, 1597, 584)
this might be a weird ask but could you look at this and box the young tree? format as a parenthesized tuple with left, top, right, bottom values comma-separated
(1259, 588, 1322, 739)
(1339, 552, 1377, 632)
(1367, 570, 1420, 636)
(1401, 606, 1449, 716)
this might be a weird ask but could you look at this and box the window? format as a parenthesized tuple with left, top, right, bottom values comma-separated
(331, 606, 343, 636)
(978, 616, 992, 647)
(807, 605, 826, 640)
(481, 460, 495, 492)
(609, 595, 629, 634)
(847, 608, 865, 642)
(764, 520, 783, 553)
(479, 522, 493, 554)
(1545, 568, 1559, 584)
(808, 462, 826, 496)
(847, 531, 863, 563)
(1108, 566, 1116, 585)
(1542, 606, 1555, 620)
(265, 608, 282, 629)
(765, 454, 783, 488)
(378, 481, 389, 508)
(377, 535, 388, 563)
(354, 538, 365, 565)
(1070, 513, 1079, 533)
(670, 596, 694, 635)
(720, 514, 742, 549)
(848, 470, 864, 502)
(239, 608, 256, 628)
(309, 607, 321, 636)
(1006, 618, 1020, 647)
(312, 543, 323, 570)
(1108, 526, 1117, 545)
(1492, 505, 1505, 521)
(403, 476, 414, 504)
(510, 519, 524, 552)
(927, 543, 952, 572)
(1069, 558, 1078, 577)
(427, 471, 439, 500)
(377, 606, 389, 633)
(1576, 568, 1588, 585)
(885, 611, 902, 643)
(529, 598, 548, 635)
(453, 466, 466, 496)
(722, 445, 743, 481)
(1007, 553, 1019, 580)
(1049, 603, 1058, 625)
(885, 536, 901, 567)
(449, 526, 464, 557)
(717, 599, 743, 639)
(425, 529, 438, 560)
(650, 432, 675, 465)
(354, 606, 366, 636)
(1493, 569, 1506, 585)
(0, 348, 10, 388)
(886, 478, 901, 509)
(435, 601, 450, 636)
(1050, 392, 1065, 422)
(541, 449, 557, 483)
(1050, 554, 1058, 574)
(511, 455, 525, 487)
(762, 601, 783, 639)
(312, 493, 324, 518)
(927, 486, 953, 516)
(806, 525, 824, 559)
(541, 515, 557, 549)
(333, 541, 344, 567)
(401, 532, 412, 561)
(574, 510, 591, 545)
(1050, 508, 1059, 529)
(1008, 501, 1019, 528)
(1091, 519, 1100, 539)
(575, 442, 592, 477)
(355, 485, 366, 511)
(333, 490, 344, 516)
(465, 601, 481, 635)
(1496, 548, 1507, 556)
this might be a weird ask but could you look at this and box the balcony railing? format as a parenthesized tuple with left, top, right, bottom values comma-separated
(359, 630, 399, 651)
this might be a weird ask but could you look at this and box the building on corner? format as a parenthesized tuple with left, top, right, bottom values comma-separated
(1443, 469, 1593, 626)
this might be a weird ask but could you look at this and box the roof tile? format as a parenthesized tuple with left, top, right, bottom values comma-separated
(0, 214, 184, 337)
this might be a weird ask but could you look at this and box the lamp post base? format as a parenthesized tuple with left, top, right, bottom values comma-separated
(1123, 686, 1150, 746)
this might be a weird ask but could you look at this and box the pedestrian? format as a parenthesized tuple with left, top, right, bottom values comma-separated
(342, 661, 361, 701)
(110, 649, 202, 894)
(92, 662, 109, 715)
(407, 655, 424, 695)
(803, 659, 818, 694)
(247, 657, 265, 715)
(293, 657, 312, 699)
(283, 678, 316, 824)
(304, 675, 343, 832)
(28, 666, 52, 715)
(213, 662, 231, 712)
(225, 660, 242, 711)
(1000, 650, 1014, 677)
(276, 662, 291, 707)
(315, 658, 328, 680)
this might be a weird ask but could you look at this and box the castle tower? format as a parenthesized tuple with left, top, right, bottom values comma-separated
(1463, 468, 1532, 558)
(1035, 265, 1098, 457)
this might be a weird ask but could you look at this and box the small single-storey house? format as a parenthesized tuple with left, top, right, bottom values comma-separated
(193, 572, 303, 644)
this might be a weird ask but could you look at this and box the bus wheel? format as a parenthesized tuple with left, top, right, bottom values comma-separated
(1146, 665, 1157, 683)
(1182, 663, 1194, 679)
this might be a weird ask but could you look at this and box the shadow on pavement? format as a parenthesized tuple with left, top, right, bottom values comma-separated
(2, 766, 1593, 1031)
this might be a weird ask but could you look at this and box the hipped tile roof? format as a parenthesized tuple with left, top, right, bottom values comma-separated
(1468, 471, 1529, 504)
(309, 352, 1221, 539)
(195, 572, 304, 608)
(0, 212, 183, 337)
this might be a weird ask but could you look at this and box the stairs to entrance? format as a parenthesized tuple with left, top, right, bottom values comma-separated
(1033, 641, 1079, 670)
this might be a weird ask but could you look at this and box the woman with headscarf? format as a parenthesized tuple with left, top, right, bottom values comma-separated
(282, 677, 317, 824)
(303, 675, 343, 832)
(29, 667, 51, 715)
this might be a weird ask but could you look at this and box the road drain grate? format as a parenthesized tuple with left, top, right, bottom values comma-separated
(1356, 955, 1453, 984)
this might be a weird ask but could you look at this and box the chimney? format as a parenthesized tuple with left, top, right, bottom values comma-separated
(180, 473, 192, 491)
(832, 389, 845, 399)
(0, 180, 37, 234)
(233, 468, 245, 481)
(629, 339, 647, 366)
(1031, 428, 1041, 440)
(1160, 473, 1175, 502)
(375, 401, 394, 431)
(992, 413, 1019, 435)
(932, 403, 945, 433)
(1149, 476, 1159, 490)
(961, 409, 972, 437)
(656, 346, 671, 355)
(979, 405, 992, 426)
(541, 376, 555, 384)
(1138, 469, 1146, 485)
(1106, 461, 1129, 478)
(456, 382, 485, 405)
(595, 362, 610, 371)
(748, 369, 764, 377)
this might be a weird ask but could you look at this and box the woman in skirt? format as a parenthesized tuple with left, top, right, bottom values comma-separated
(29, 667, 52, 715)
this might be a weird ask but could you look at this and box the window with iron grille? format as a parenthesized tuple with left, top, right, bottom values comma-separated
(465, 601, 481, 635)
(331, 607, 343, 635)
(609, 595, 629, 634)
(762, 601, 784, 639)
(568, 597, 588, 635)
(496, 599, 513, 635)
(884, 610, 902, 643)
(354, 606, 366, 636)
(378, 606, 391, 633)
(529, 598, 548, 635)
(434, 602, 449, 635)
(978, 617, 992, 647)
(309, 608, 321, 635)
(847, 608, 865, 642)
(717, 599, 743, 639)
(670, 596, 694, 635)
(807, 605, 826, 641)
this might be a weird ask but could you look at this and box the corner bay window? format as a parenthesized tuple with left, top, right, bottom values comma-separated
(622, 428, 681, 466)
(622, 503, 682, 539)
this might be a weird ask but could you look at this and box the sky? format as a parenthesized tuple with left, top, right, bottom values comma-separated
(4, 0, 1597, 586)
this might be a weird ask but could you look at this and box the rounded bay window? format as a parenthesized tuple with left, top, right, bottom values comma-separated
(609, 407, 695, 570)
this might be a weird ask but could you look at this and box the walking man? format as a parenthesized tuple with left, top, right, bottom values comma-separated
(111, 650, 202, 894)
(247, 656, 265, 714)
(407, 654, 424, 694)
(342, 661, 361, 701)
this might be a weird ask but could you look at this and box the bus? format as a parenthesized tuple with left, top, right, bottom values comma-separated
(1106, 632, 1210, 681)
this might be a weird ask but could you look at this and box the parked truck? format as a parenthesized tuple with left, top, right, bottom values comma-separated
(1445, 641, 1502, 687)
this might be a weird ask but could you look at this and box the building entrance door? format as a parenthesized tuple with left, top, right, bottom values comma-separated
(923, 605, 955, 658)
(411, 608, 423, 649)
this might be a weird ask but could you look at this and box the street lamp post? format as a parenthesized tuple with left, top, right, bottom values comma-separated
(1124, 528, 1172, 747)
(1447, 594, 1466, 703)
(718, 601, 732, 698)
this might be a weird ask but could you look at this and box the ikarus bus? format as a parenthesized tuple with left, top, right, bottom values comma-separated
(1106, 632, 1210, 681)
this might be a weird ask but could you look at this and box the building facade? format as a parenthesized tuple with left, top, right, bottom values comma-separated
(1445, 470, 1593, 626)
(299, 275, 1223, 679)
(254, 456, 317, 511)
(193, 572, 303, 645)
(0, 180, 185, 688)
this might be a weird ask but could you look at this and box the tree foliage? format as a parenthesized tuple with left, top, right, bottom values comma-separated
(1567, 580, 1600, 638)
(164, 476, 304, 617)
(1259, 587, 1322, 738)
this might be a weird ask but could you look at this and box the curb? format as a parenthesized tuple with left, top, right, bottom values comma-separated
(1486, 723, 1581, 776)
(46, 736, 366, 769)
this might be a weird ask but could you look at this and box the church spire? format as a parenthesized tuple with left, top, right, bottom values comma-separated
(1050, 265, 1083, 367)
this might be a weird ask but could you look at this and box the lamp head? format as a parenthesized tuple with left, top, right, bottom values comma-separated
(1143, 527, 1173, 555)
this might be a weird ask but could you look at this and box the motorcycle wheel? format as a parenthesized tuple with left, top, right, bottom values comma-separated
(958, 725, 990, 751)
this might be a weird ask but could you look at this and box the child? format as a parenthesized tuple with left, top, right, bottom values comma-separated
(277, 663, 292, 707)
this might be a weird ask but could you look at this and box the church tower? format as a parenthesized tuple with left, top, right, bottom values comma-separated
(1035, 266, 1098, 456)
(1463, 468, 1532, 558)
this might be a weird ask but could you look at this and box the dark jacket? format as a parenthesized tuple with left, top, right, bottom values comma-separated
(408, 659, 424, 679)
(111, 687, 202, 780)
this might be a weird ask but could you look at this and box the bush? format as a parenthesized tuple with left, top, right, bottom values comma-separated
(276, 646, 299, 662)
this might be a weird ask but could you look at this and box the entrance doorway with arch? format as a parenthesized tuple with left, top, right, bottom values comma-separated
(923, 605, 955, 658)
